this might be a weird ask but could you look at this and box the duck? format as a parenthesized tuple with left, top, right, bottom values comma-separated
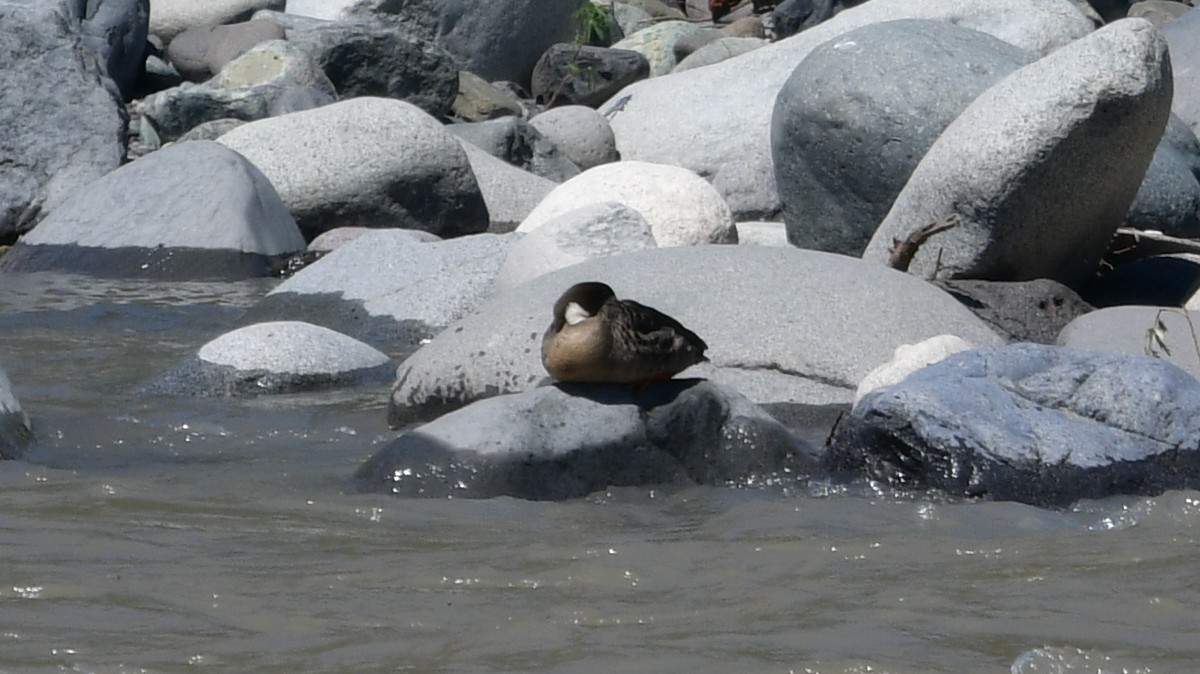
(541, 281, 708, 387)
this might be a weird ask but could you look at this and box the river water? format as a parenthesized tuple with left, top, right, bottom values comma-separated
(0, 271, 1196, 673)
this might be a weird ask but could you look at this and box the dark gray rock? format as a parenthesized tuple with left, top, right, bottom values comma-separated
(448, 117, 581, 183)
(862, 19, 1172, 289)
(768, 0, 839, 40)
(936, 279, 1094, 344)
(0, 1, 126, 243)
(358, 379, 819, 500)
(0, 368, 33, 460)
(165, 18, 285, 82)
(273, 14, 460, 118)
(1125, 114, 1200, 237)
(237, 231, 515, 359)
(75, 0, 150, 100)
(0, 140, 305, 280)
(531, 44, 650, 108)
(828, 343, 1200, 507)
(144, 321, 393, 396)
(772, 19, 1033, 255)
(142, 39, 337, 144)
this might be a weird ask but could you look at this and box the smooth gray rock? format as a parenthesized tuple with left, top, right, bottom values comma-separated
(448, 117, 581, 183)
(828, 343, 1200, 507)
(528, 105, 621, 170)
(150, 0, 283, 41)
(1057, 304, 1200, 378)
(0, 1, 126, 242)
(217, 97, 489, 240)
(1164, 6, 1200, 138)
(452, 71, 527, 122)
(165, 18, 285, 82)
(361, 379, 819, 499)
(862, 19, 1172, 289)
(1130, 0, 1190, 27)
(604, 0, 1094, 222)
(308, 226, 440, 253)
(494, 202, 656, 291)
(0, 368, 32, 460)
(735, 221, 789, 246)
(0, 141, 305, 279)
(673, 36, 767, 72)
(145, 320, 393, 396)
(76, 0, 149, 100)
(237, 230, 515, 358)
(768, 0, 840, 40)
(772, 20, 1033, 255)
(142, 39, 337, 144)
(458, 143, 556, 233)
(389, 245, 1004, 423)
(274, 14, 459, 118)
(612, 20, 711, 76)
(531, 44, 651, 107)
(1125, 114, 1200, 237)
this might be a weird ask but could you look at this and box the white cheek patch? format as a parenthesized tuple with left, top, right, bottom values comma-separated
(564, 301, 591, 325)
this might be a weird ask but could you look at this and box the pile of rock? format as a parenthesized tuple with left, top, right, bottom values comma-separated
(4, 0, 1200, 505)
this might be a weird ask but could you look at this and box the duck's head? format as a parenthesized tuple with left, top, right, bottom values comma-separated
(550, 282, 616, 331)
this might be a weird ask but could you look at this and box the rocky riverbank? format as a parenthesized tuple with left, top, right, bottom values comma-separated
(4, 0, 1200, 506)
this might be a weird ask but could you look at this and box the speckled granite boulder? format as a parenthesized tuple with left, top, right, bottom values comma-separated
(359, 379, 819, 499)
(829, 343, 1200, 507)
(144, 321, 393, 396)
(611, 20, 711, 76)
(1, 1, 126, 242)
(389, 245, 1004, 424)
(494, 202, 656, 291)
(458, 143, 556, 233)
(862, 19, 1172, 289)
(0, 368, 33, 460)
(217, 97, 488, 240)
(0, 141, 305, 280)
(517, 161, 737, 246)
(236, 230, 515, 358)
(604, 0, 1093, 222)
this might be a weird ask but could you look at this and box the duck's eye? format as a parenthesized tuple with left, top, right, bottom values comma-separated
(564, 301, 591, 325)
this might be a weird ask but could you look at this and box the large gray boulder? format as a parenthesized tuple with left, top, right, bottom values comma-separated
(150, 0, 282, 42)
(448, 117, 581, 183)
(165, 17, 285, 82)
(772, 20, 1033, 255)
(0, 1, 126, 242)
(358, 380, 819, 500)
(861, 19, 1172, 290)
(1162, 6, 1200, 137)
(1125, 114, 1200, 238)
(141, 39, 337, 144)
(237, 230, 515, 358)
(603, 0, 1094, 221)
(217, 97, 489, 240)
(528, 105, 621, 171)
(0, 141, 306, 279)
(828, 344, 1200, 507)
(0, 368, 32, 460)
(144, 321, 393, 396)
(389, 245, 1004, 424)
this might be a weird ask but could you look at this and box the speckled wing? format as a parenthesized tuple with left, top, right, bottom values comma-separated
(607, 299, 708, 371)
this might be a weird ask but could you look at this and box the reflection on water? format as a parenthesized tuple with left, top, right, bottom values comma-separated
(0, 271, 1197, 673)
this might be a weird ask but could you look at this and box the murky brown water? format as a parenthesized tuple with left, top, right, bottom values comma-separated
(0, 272, 1197, 673)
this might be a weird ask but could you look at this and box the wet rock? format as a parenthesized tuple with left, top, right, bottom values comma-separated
(935, 279, 1094, 344)
(611, 20, 711, 76)
(457, 144, 556, 233)
(862, 19, 1172, 289)
(448, 118, 581, 183)
(217, 97, 489, 240)
(1057, 305, 1200, 379)
(0, 368, 33, 460)
(142, 39, 337, 144)
(389, 245, 1004, 424)
(528, 106, 621, 171)
(360, 379, 819, 499)
(531, 44, 650, 107)
(165, 18, 284, 82)
(517, 161, 737, 246)
(452, 71, 527, 122)
(77, 0, 149, 100)
(0, 141, 305, 280)
(145, 321, 392, 396)
(0, 1, 126, 243)
(150, 0, 282, 42)
(494, 202, 656, 292)
(674, 37, 767, 73)
(237, 230, 514, 359)
(828, 343, 1200, 507)
(604, 0, 1093, 222)
(772, 19, 1032, 255)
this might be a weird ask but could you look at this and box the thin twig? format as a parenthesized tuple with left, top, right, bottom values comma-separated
(887, 214, 961, 272)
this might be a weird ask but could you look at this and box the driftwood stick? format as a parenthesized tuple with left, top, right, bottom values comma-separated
(887, 214, 961, 272)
